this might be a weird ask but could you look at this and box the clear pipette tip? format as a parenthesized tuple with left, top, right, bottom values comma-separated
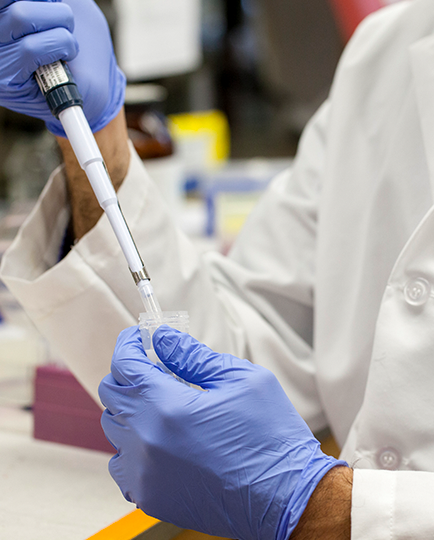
(137, 279, 162, 316)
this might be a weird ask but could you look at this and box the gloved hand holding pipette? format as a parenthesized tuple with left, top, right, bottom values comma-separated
(0, 0, 125, 136)
(99, 326, 349, 540)
(0, 0, 161, 314)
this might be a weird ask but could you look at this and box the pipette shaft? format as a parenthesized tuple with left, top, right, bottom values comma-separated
(35, 61, 161, 314)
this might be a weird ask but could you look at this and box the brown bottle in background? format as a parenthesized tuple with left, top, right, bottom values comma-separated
(124, 84, 174, 160)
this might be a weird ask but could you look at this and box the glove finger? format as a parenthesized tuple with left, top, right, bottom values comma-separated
(98, 373, 129, 416)
(108, 453, 135, 504)
(100, 408, 130, 452)
(0, 2, 74, 44)
(0, 0, 60, 11)
(153, 326, 251, 388)
(111, 327, 202, 398)
(6, 28, 78, 85)
(99, 370, 163, 417)
(99, 409, 119, 452)
(104, 333, 202, 427)
(110, 326, 167, 387)
(99, 369, 166, 419)
(114, 326, 144, 358)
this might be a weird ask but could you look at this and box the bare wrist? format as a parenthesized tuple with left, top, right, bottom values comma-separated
(290, 466, 353, 540)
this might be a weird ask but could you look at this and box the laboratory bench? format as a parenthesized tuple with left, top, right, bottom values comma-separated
(0, 404, 132, 539)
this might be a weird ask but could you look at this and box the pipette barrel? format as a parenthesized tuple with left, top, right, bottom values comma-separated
(59, 107, 147, 272)
(35, 62, 162, 315)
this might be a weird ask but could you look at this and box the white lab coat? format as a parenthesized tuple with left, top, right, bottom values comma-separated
(3, 0, 434, 536)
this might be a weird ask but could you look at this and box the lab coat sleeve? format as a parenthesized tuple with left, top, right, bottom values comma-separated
(0, 104, 329, 428)
(352, 469, 434, 538)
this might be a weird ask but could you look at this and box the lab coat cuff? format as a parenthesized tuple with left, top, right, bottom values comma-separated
(352, 469, 434, 538)
(0, 144, 147, 399)
(0, 141, 148, 318)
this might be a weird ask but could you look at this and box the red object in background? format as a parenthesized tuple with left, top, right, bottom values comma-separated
(34, 365, 114, 454)
(329, 0, 384, 40)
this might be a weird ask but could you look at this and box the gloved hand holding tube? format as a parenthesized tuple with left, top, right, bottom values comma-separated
(99, 326, 348, 540)
(0, 0, 125, 136)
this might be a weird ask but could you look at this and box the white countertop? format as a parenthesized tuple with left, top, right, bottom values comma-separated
(0, 406, 134, 540)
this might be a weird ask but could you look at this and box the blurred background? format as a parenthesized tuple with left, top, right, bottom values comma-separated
(0, 0, 346, 201)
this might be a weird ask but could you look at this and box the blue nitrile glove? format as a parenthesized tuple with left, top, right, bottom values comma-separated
(0, 0, 125, 136)
(99, 326, 347, 540)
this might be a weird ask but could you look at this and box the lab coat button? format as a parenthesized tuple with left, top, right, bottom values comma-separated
(404, 278, 431, 306)
(377, 448, 401, 470)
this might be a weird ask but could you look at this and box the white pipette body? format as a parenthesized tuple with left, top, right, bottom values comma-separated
(35, 61, 161, 315)
(58, 106, 162, 315)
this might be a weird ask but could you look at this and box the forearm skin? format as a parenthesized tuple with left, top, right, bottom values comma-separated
(291, 467, 353, 540)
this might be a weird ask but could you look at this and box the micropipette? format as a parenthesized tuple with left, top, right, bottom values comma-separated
(35, 61, 161, 315)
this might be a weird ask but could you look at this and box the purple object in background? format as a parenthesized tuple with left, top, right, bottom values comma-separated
(33, 365, 113, 454)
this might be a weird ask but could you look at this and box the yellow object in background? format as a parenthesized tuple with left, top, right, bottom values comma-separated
(86, 510, 159, 540)
(86, 509, 229, 540)
(168, 110, 230, 172)
(86, 509, 181, 540)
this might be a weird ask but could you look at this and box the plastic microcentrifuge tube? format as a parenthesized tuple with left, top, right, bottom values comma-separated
(139, 311, 199, 388)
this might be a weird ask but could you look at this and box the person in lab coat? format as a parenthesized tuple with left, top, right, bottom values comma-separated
(1, 0, 434, 536)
